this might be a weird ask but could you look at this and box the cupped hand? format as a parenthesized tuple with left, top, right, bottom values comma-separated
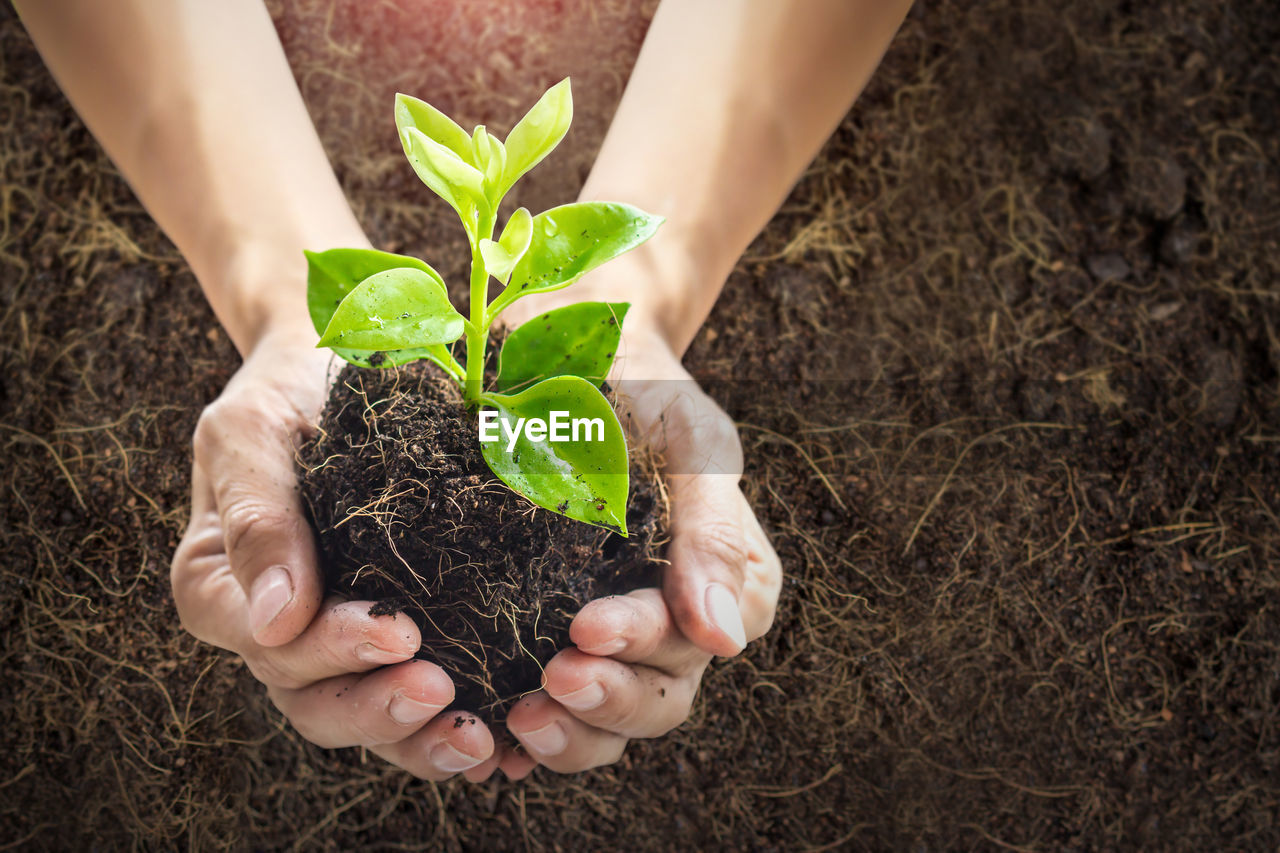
(494, 314, 783, 774)
(170, 331, 504, 780)
(614, 329, 781, 660)
(507, 486, 780, 773)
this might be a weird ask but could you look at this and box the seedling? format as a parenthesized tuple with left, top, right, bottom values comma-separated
(304, 80, 662, 535)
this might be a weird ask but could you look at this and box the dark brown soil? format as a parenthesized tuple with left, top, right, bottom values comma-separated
(3, 0, 1279, 850)
(299, 360, 665, 722)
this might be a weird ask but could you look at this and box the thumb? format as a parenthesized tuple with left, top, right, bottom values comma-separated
(663, 470, 750, 657)
(616, 343, 750, 656)
(632, 376, 749, 657)
(193, 393, 323, 647)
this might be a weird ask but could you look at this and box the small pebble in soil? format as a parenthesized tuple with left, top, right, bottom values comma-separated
(1087, 252, 1131, 281)
(1052, 116, 1112, 181)
(1129, 154, 1187, 219)
(1199, 349, 1242, 427)
(1159, 219, 1199, 265)
(1149, 301, 1182, 322)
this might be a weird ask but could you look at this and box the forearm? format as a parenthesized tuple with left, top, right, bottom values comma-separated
(578, 0, 911, 352)
(16, 0, 368, 354)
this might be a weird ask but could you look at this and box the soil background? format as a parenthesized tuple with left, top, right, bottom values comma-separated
(2, 0, 1278, 850)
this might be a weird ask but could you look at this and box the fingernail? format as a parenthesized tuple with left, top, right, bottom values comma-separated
(248, 566, 293, 639)
(578, 636, 627, 657)
(556, 682, 606, 712)
(388, 693, 437, 725)
(356, 642, 406, 665)
(430, 743, 483, 772)
(519, 721, 567, 756)
(705, 583, 747, 652)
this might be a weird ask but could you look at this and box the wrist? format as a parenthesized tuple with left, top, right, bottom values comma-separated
(516, 227, 726, 357)
(582, 240, 692, 349)
(572, 175, 738, 354)
(197, 232, 370, 356)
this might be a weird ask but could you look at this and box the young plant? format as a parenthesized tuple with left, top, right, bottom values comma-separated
(304, 79, 662, 535)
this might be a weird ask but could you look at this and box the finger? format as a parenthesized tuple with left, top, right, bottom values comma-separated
(506, 692, 628, 773)
(615, 357, 749, 657)
(571, 588, 706, 674)
(542, 648, 702, 738)
(269, 660, 453, 748)
(171, 466, 253, 649)
(193, 395, 323, 647)
(173, 473, 423, 683)
(462, 743, 535, 783)
(739, 492, 783, 642)
(241, 599, 421, 689)
(663, 472, 750, 657)
(462, 750, 503, 783)
(499, 748, 538, 781)
(370, 711, 496, 781)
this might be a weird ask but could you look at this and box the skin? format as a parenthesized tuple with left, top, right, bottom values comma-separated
(17, 0, 908, 779)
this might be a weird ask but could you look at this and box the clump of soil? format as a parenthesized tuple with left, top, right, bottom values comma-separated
(299, 360, 666, 722)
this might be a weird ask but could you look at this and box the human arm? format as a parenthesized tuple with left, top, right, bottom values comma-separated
(503, 0, 910, 768)
(15, 0, 501, 779)
(14, 0, 366, 353)
(573, 0, 913, 352)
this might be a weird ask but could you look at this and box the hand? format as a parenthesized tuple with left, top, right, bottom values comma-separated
(616, 329, 781, 659)
(170, 331, 507, 780)
(495, 316, 783, 772)
(507, 488, 780, 772)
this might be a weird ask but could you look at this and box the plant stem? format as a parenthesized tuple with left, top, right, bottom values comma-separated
(463, 209, 495, 404)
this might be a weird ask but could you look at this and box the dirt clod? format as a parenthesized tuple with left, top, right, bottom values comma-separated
(299, 361, 666, 723)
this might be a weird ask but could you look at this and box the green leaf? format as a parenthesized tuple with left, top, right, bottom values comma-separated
(402, 127, 487, 233)
(483, 133, 506, 201)
(478, 207, 533, 285)
(317, 267, 465, 351)
(472, 125, 491, 170)
(480, 376, 629, 534)
(499, 78, 572, 197)
(325, 344, 463, 374)
(477, 240, 508, 285)
(495, 202, 664, 310)
(306, 248, 460, 371)
(395, 92, 474, 165)
(305, 247, 440, 335)
(497, 302, 628, 392)
(471, 125, 507, 199)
